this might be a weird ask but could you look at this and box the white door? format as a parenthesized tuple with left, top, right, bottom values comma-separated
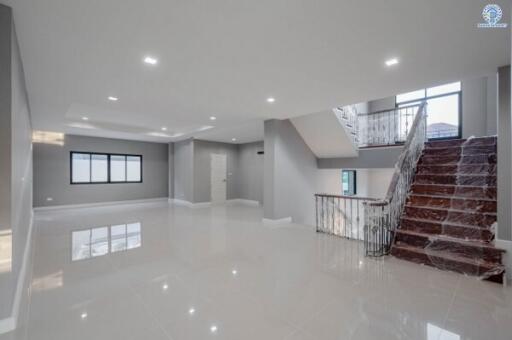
(211, 154, 227, 203)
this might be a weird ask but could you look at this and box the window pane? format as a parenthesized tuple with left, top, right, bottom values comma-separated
(91, 227, 109, 257)
(110, 155, 126, 182)
(110, 224, 127, 252)
(126, 156, 141, 182)
(426, 94, 460, 139)
(126, 223, 141, 249)
(91, 154, 108, 182)
(396, 89, 425, 104)
(427, 82, 461, 97)
(72, 153, 90, 183)
(72, 229, 91, 261)
(342, 170, 356, 196)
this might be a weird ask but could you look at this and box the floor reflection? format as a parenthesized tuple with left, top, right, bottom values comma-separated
(72, 222, 142, 261)
(0, 229, 12, 273)
(428, 323, 460, 340)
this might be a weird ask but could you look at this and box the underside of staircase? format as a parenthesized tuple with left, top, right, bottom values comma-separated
(390, 136, 506, 283)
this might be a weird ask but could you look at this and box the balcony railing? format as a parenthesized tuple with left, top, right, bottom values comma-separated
(335, 104, 422, 148)
(315, 194, 377, 240)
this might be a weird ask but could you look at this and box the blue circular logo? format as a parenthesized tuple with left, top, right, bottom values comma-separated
(482, 4, 503, 25)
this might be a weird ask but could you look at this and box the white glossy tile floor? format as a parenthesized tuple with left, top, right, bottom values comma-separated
(3, 202, 512, 340)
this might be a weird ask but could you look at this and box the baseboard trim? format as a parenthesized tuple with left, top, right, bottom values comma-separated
(34, 197, 169, 212)
(170, 198, 261, 208)
(262, 216, 292, 224)
(496, 239, 512, 281)
(0, 210, 34, 335)
(0, 317, 15, 335)
(226, 199, 260, 206)
(169, 199, 211, 208)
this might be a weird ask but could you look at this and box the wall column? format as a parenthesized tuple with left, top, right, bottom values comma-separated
(497, 65, 511, 241)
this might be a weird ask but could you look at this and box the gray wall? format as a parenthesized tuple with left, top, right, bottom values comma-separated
(367, 75, 498, 138)
(497, 66, 511, 241)
(238, 142, 264, 203)
(0, 4, 33, 322)
(172, 139, 264, 204)
(368, 96, 395, 113)
(0, 4, 11, 240)
(193, 140, 239, 203)
(173, 139, 194, 202)
(33, 135, 168, 207)
(264, 119, 319, 225)
(317, 147, 403, 169)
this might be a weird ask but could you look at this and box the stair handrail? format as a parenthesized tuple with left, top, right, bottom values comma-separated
(334, 105, 360, 146)
(363, 102, 427, 256)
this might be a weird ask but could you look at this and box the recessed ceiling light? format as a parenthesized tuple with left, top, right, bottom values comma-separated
(231, 138, 237, 142)
(188, 308, 196, 315)
(144, 56, 158, 65)
(108, 96, 118, 101)
(161, 127, 167, 131)
(385, 58, 399, 66)
(82, 116, 89, 121)
(210, 116, 217, 121)
(266, 97, 275, 103)
(162, 283, 169, 290)
(80, 313, 88, 320)
(210, 325, 218, 333)
(231, 269, 238, 275)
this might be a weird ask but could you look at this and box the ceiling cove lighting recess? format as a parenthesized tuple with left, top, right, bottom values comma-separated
(144, 56, 158, 65)
(108, 96, 118, 101)
(32, 131, 65, 146)
(266, 97, 275, 103)
(385, 58, 399, 66)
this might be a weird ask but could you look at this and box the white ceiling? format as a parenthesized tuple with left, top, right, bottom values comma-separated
(3, 0, 510, 144)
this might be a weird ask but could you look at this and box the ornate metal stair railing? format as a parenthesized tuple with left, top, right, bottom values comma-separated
(334, 105, 360, 145)
(315, 194, 378, 241)
(363, 102, 427, 256)
(357, 104, 420, 148)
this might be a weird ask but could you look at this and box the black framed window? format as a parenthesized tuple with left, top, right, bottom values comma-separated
(396, 81, 462, 140)
(342, 170, 357, 196)
(70, 152, 142, 184)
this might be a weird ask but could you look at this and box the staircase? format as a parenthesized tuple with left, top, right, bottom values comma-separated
(391, 136, 506, 283)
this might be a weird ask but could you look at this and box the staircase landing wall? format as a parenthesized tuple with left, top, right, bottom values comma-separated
(317, 146, 403, 169)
